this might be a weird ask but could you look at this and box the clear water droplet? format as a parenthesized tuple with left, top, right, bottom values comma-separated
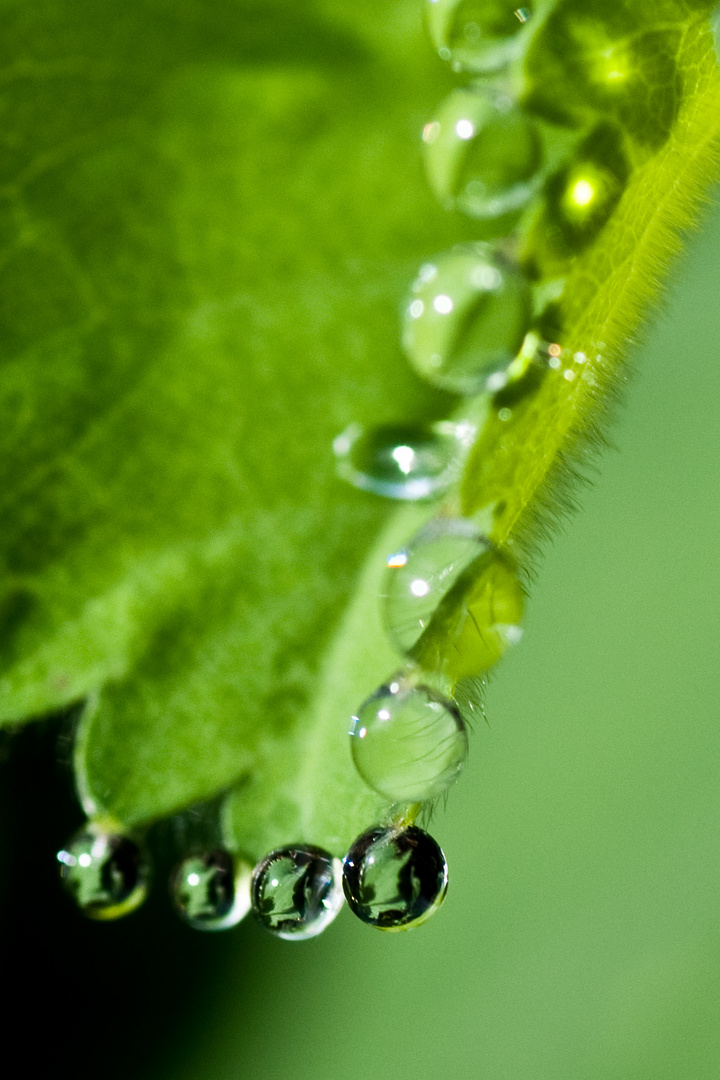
(251, 846, 344, 940)
(402, 244, 531, 394)
(57, 825, 151, 920)
(350, 674, 468, 803)
(425, 0, 532, 72)
(333, 421, 471, 501)
(170, 850, 252, 931)
(343, 825, 448, 930)
(384, 518, 524, 680)
(423, 86, 541, 221)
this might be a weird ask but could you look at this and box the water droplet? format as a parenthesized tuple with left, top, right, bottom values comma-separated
(544, 126, 629, 254)
(350, 674, 468, 802)
(343, 825, 448, 930)
(251, 845, 344, 940)
(57, 825, 151, 920)
(521, 7, 678, 148)
(423, 86, 541, 220)
(170, 849, 252, 931)
(385, 518, 524, 680)
(402, 245, 531, 395)
(425, 0, 532, 73)
(333, 421, 472, 501)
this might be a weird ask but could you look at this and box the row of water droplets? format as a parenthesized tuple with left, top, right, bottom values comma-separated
(56, 818, 447, 938)
(335, 0, 635, 874)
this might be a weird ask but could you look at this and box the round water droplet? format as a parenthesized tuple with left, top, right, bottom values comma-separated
(333, 421, 469, 501)
(350, 675, 467, 803)
(170, 849, 252, 931)
(343, 825, 448, 930)
(251, 845, 344, 941)
(425, 0, 532, 73)
(543, 124, 629, 255)
(385, 518, 524, 680)
(423, 86, 541, 220)
(401, 244, 531, 394)
(57, 825, 150, 920)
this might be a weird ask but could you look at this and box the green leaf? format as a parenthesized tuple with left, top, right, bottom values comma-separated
(2, 0, 719, 861)
(0, 0, 463, 837)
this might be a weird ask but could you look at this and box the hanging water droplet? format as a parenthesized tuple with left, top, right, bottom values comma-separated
(343, 825, 448, 930)
(350, 674, 467, 803)
(401, 244, 531, 394)
(251, 845, 344, 940)
(57, 825, 151, 920)
(333, 421, 472, 501)
(425, 0, 532, 73)
(170, 849, 252, 931)
(384, 518, 524, 680)
(423, 86, 541, 220)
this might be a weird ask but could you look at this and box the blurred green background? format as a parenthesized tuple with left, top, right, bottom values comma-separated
(2, 193, 718, 1080)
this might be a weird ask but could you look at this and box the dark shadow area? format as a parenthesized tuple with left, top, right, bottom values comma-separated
(0, 711, 257, 1080)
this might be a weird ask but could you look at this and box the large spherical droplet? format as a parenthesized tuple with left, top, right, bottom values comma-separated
(401, 245, 531, 394)
(350, 675, 467, 802)
(333, 421, 471, 501)
(343, 825, 448, 930)
(384, 518, 524, 680)
(251, 845, 344, 941)
(57, 826, 151, 920)
(425, 0, 532, 73)
(170, 849, 252, 931)
(423, 87, 541, 220)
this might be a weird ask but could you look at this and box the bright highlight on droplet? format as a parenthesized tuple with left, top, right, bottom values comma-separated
(391, 445, 416, 475)
(410, 578, 431, 597)
(571, 179, 595, 207)
(455, 118, 475, 140)
(433, 294, 454, 314)
(387, 552, 409, 569)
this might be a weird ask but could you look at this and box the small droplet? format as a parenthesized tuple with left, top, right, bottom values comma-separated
(384, 518, 524, 680)
(425, 0, 532, 73)
(57, 825, 150, 920)
(170, 850, 252, 931)
(423, 86, 541, 221)
(343, 825, 448, 930)
(402, 244, 531, 395)
(251, 845, 344, 940)
(350, 675, 468, 803)
(541, 125, 630, 259)
(333, 421, 471, 501)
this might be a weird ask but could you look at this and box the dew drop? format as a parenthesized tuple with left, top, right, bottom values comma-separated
(251, 845, 344, 940)
(333, 421, 471, 501)
(343, 825, 448, 930)
(425, 0, 532, 73)
(170, 849, 252, 931)
(423, 86, 541, 221)
(384, 518, 524, 680)
(350, 675, 468, 802)
(57, 825, 151, 920)
(547, 163, 625, 250)
(402, 244, 531, 395)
